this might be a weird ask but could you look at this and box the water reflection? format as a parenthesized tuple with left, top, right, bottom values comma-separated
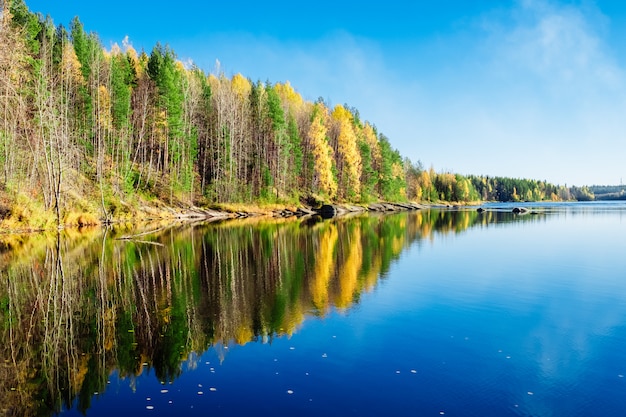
(0, 209, 542, 416)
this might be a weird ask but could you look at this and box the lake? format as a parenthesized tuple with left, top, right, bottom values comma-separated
(1, 202, 625, 416)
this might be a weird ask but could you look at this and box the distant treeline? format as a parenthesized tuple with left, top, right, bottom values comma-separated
(0, 1, 597, 227)
(403, 162, 592, 203)
(589, 185, 626, 200)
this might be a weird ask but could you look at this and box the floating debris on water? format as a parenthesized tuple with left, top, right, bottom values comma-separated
(290, 347, 295, 350)
(322, 353, 328, 358)
(146, 405, 154, 410)
(287, 390, 294, 394)
(527, 391, 534, 396)
(198, 391, 203, 395)
(395, 370, 401, 374)
(209, 387, 217, 392)
(410, 370, 417, 374)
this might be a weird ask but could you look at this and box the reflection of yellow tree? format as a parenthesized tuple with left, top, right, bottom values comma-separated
(362, 256, 382, 292)
(310, 223, 338, 312)
(335, 224, 363, 309)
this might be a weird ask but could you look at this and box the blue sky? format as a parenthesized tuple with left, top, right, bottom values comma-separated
(25, 0, 626, 186)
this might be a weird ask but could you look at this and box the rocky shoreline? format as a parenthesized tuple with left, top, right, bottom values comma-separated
(151, 201, 431, 222)
(313, 202, 427, 218)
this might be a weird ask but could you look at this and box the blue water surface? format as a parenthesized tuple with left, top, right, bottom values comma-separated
(61, 203, 626, 417)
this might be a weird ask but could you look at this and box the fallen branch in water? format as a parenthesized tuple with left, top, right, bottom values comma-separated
(118, 239, 165, 247)
(116, 226, 168, 241)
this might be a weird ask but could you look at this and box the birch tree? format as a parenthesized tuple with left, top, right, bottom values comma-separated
(306, 103, 336, 199)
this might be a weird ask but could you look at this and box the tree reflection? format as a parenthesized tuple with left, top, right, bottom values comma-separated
(0, 209, 544, 416)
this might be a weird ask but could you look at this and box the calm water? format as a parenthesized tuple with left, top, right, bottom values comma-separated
(1, 202, 625, 416)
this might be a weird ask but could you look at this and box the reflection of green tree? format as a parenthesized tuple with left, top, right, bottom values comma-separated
(115, 311, 139, 375)
(0, 210, 547, 416)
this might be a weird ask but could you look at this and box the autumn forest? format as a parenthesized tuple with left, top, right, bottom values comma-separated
(0, 1, 592, 229)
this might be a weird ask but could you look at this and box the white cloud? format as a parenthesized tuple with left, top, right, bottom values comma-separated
(486, 0, 622, 92)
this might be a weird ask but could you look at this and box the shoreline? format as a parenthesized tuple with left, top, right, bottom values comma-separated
(1, 200, 451, 235)
(1, 199, 589, 235)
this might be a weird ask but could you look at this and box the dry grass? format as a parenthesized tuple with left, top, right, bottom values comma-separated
(63, 211, 101, 227)
(0, 193, 56, 232)
(208, 202, 298, 215)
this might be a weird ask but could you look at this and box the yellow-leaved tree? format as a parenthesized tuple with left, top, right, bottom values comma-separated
(331, 104, 361, 200)
(96, 85, 113, 131)
(307, 103, 337, 199)
(61, 42, 85, 107)
(231, 73, 251, 101)
(275, 81, 304, 115)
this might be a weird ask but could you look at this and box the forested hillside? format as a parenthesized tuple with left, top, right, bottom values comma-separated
(0, 0, 580, 229)
(589, 185, 626, 200)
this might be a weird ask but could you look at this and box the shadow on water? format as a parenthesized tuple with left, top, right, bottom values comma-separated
(0, 209, 545, 416)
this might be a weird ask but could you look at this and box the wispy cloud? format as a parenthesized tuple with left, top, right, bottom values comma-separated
(406, 0, 626, 184)
(485, 0, 622, 92)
